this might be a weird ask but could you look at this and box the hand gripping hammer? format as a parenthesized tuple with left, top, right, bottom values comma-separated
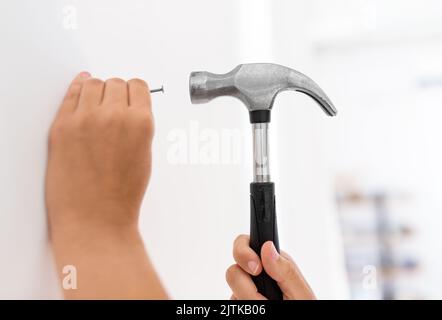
(189, 63, 337, 299)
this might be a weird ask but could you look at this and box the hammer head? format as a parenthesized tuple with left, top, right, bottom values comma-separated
(189, 63, 337, 122)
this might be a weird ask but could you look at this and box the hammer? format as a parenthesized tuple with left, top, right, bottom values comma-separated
(189, 63, 337, 299)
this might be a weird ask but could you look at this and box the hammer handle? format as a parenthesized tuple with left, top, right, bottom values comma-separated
(249, 182, 283, 300)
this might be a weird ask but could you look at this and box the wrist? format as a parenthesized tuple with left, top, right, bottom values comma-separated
(50, 222, 145, 270)
(51, 222, 141, 248)
(49, 209, 141, 248)
(49, 204, 140, 236)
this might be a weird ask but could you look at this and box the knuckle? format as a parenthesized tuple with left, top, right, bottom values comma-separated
(233, 234, 248, 251)
(225, 265, 238, 283)
(283, 260, 298, 280)
(72, 113, 93, 131)
(142, 111, 154, 126)
(128, 78, 148, 87)
(71, 110, 125, 133)
(49, 119, 77, 143)
(131, 110, 154, 130)
(85, 78, 104, 87)
(70, 110, 126, 133)
(280, 251, 295, 263)
(64, 83, 82, 100)
(100, 109, 125, 126)
(48, 121, 65, 142)
(106, 77, 126, 85)
(233, 244, 247, 261)
(131, 100, 151, 109)
(233, 235, 242, 246)
(233, 234, 246, 246)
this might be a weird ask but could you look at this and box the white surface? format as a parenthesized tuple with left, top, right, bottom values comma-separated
(311, 0, 442, 298)
(0, 0, 348, 299)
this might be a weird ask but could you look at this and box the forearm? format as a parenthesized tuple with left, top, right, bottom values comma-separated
(51, 221, 168, 299)
(47, 73, 164, 299)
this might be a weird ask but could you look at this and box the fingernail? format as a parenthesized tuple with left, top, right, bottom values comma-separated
(247, 261, 259, 275)
(270, 242, 280, 261)
(79, 71, 91, 78)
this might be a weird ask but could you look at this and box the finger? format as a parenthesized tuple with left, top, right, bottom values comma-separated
(225, 264, 267, 300)
(58, 71, 90, 116)
(261, 242, 316, 300)
(233, 235, 262, 276)
(230, 294, 237, 300)
(281, 250, 295, 264)
(127, 78, 151, 109)
(78, 78, 104, 110)
(102, 78, 128, 107)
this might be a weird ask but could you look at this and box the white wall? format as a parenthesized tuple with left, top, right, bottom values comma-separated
(0, 0, 348, 299)
(309, 0, 442, 298)
(269, 1, 350, 299)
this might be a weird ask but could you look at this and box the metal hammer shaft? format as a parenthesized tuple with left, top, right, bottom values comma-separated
(253, 123, 270, 183)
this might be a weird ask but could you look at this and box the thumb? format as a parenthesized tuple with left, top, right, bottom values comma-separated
(261, 241, 316, 300)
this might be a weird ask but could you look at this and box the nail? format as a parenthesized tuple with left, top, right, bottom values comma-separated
(79, 71, 91, 78)
(247, 261, 259, 275)
(270, 242, 280, 261)
(150, 85, 164, 94)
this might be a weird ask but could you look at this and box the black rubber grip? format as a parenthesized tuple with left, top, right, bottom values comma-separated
(249, 182, 283, 300)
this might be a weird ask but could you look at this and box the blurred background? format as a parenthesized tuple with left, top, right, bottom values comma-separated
(0, 0, 441, 299)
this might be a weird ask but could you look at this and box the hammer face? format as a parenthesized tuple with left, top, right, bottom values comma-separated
(189, 71, 211, 104)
